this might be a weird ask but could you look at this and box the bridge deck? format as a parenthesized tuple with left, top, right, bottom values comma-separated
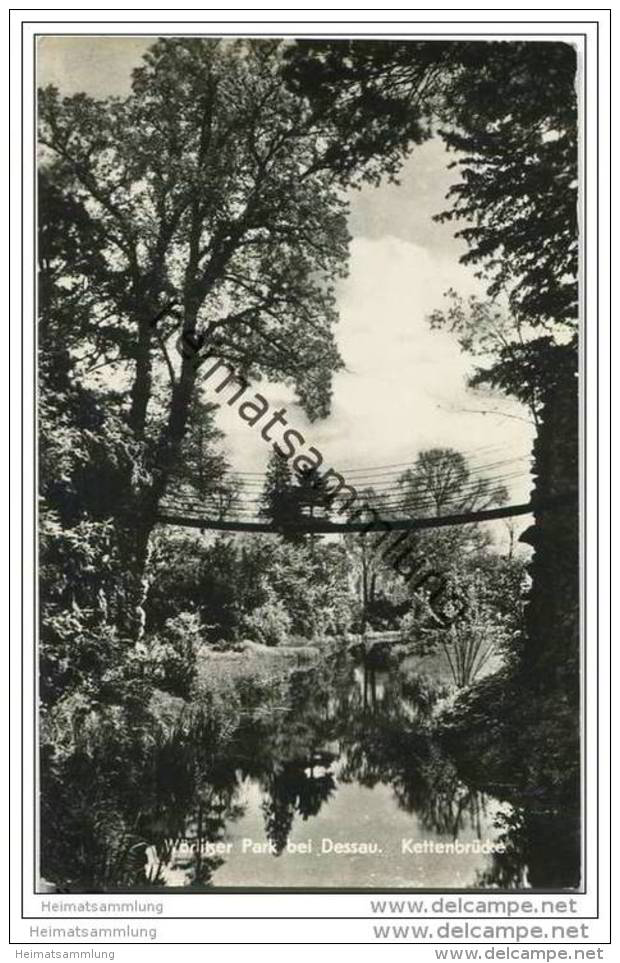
(157, 494, 575, 534)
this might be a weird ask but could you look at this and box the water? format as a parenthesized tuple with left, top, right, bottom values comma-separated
(40, 653, 581, 891)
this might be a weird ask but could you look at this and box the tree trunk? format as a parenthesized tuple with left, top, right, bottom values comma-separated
(129, 314, 154, 438)
(115, 350, 199, 641)
(114, 508, 157, 641)
(520, 371, 579, 693)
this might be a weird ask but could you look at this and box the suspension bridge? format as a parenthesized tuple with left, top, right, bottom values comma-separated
(157, 444, 577, 534)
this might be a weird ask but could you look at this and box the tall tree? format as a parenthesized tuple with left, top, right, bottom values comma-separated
(282, 39, 443, 181)
(260, 450, 304, 540)
(393, 448, 509, 591)
(39, 37, 412, 637)
(342, 487, 391, 634)
(294, 467, 333, 554)
(433, 41, 577, 328)
(285, 39, 577, 328)
(397, 448, 508, 518)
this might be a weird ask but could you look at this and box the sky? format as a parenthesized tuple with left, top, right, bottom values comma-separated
(37, 36, 536, 525)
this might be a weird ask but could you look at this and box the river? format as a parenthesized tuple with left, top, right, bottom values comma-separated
(40, 649, 581, 891)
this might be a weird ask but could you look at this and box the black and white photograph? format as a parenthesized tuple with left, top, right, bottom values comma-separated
(35, 33, 581, 894)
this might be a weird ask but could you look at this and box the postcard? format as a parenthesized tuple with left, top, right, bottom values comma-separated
(33, 31, 583, 898)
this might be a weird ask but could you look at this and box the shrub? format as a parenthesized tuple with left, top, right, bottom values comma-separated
(242, 594, 292, 647)
(146, 612, 202, 698)
(39, 613, 126, 707)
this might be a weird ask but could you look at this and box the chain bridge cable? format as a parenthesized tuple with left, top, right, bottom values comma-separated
(162, 465, 533, 512)
(220, 440, 528, 476)
(163, 465, 531, 503)
(224, 454, 533, 491)
(157, 492, 576, 533)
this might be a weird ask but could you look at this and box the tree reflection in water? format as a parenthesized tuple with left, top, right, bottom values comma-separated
(261, 760, 337, 855)
(40, 653, 580, 890)
(337, 666, 490, 841)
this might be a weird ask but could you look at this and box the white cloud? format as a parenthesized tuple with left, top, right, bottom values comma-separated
(215, 235, 534, 506)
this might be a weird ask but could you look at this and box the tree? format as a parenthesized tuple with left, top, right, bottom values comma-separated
(391, 448, 508, 624)
(397, 448, 508, 518)
(285, 39, 579, 457)
(260, 454, 332, 550)
(260, 450, 305, 541)
(38, 171, 144, 668)
(165, 395, 240, 520)
(294, 467, 333, 555)
(42, 37, 409, 637)
(426, 40, 578, 430)
(434, 42, 577, 329)
(428, 291, 543, 425)
(285, 39, 577, 328)
(342, 487, 398, 634)
(282, 40, 443, 182)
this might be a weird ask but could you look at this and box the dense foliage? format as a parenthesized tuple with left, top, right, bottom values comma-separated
(285, 39, 577, 328)
(148, 531, 355, 645)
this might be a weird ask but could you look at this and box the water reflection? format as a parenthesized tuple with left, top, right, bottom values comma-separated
(40, 654, 580, 891)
